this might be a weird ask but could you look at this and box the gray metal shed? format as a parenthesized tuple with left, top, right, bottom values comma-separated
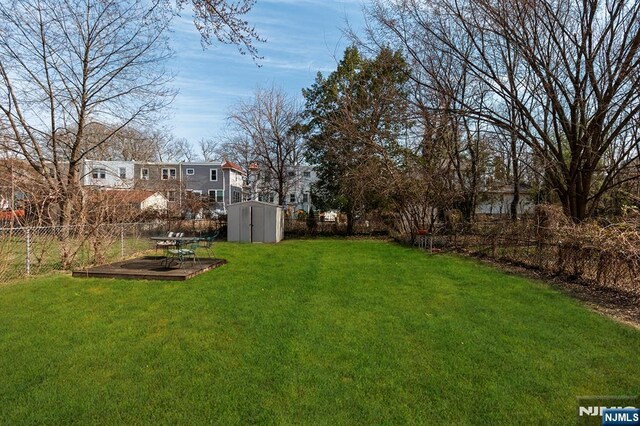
(227, 201, 284, 243)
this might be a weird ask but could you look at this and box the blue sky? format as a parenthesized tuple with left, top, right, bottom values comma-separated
(168, 0, 366, 144)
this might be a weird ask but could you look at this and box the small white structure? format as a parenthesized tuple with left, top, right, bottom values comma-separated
(227, 201, 284, 243)
(136, 191, 168, 211)
(95, 189, 168, 212)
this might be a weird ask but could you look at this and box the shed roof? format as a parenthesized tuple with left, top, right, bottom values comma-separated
(228, 200, 282, 209)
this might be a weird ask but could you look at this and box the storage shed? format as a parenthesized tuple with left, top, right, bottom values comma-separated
(227, 201, 284, 243)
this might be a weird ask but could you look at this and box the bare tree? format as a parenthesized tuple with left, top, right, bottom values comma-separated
(166, 137, 197, 162)
(362, 0, 640, 222)
(228, 86, 304, 204)
(217, 135, 253, 172)
(0, 0, 175, 266)
(0, 0, 174, 232)
(0, 0, 263, 270)
(82, 123, 168, 162)
(199, 138, 219, 161)
(179, 0, 264, 61)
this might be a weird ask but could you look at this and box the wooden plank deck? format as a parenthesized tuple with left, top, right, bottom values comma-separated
(72, 256, 227, 281)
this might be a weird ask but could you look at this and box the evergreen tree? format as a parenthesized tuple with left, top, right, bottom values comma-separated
(301, 46, 410, 234)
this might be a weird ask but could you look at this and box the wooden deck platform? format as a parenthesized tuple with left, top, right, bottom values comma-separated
(72, 256, 227, 281)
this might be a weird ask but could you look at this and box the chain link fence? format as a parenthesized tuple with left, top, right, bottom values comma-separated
(404, 217, 640, 296)
(0, 219, 226, 282)
(284, 217, 389, 237)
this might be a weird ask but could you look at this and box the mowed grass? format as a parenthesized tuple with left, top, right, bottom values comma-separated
(0, 239, 638, 424)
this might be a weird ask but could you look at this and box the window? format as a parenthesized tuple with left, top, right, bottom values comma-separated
(289, 193, 296, 203)
(208, 189, 223, 202)
(92, 168, 106, 179)
(119, 167, 127, 179)
(259, 192, 274, 203)
(302, 193, 309, 203)
(141, 168, 149, 180)
(191, 190, 202, 196)
(167, 191, 176, 202)
(210, 169, 218, 181)
(162, 168, 176, 180)
(303, 171, 311, 178)
(186, 168, 195, 176)
(232, 190, 241, 203)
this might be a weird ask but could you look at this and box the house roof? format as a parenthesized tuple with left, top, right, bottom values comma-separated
(222, 161, 245, 174)
(487, 183, 532, 194)
(93, 189, 165, 204)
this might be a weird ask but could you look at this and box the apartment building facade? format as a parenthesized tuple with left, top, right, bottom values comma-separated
(76, 159, 320, 217)
(180, 161, 246, 213)
(81, 160, 135, 189)
(74, 160, 247, 215)
(133, 161, 184, 205)
(252, 164, 317, 215)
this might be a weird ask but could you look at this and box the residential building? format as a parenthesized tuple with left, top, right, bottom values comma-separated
(252, 164, 317, 215)
(80, 160, 134, 189)
(181, 161, 246, 213)
(130, 160, 248, 215)
(97, 190, 168, 212)
(285, 165, 316, 214)
(476, 184, 535, 216)
(133, 161, 184, 207)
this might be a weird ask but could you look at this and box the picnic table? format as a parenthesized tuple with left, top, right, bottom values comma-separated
(150, 236, 202, 267)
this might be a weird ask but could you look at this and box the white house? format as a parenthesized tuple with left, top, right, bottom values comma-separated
(96, 189, 168, 212)
(81, 160, 135, 189)
(252, 164, 317, 215)
(285, 165, 316, 213)
(476, 185, 535, 216)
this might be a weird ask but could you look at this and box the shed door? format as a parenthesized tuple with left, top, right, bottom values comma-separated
(251, 205, 265, 242)
(239, 205, 252, 242)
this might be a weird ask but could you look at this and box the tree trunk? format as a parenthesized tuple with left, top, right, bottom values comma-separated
(509, 124, 519, 222)
(346, 209, 355, 235)
(510, 186, 519, 222)
(558, 181, 591, 223)
(58, 164, 82, 268)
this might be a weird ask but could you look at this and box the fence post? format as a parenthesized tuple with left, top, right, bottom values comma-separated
(120, 225, 125, 259)
(25, 227, 31, 276)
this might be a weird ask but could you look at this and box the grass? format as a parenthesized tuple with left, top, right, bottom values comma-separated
(0, 239, 638, 424)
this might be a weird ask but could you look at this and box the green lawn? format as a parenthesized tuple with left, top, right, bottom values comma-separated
(0, 239, 638, 424)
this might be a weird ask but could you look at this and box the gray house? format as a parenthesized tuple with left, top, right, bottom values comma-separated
(133, 162, 184, 206)
(181, 161, 246, 213)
